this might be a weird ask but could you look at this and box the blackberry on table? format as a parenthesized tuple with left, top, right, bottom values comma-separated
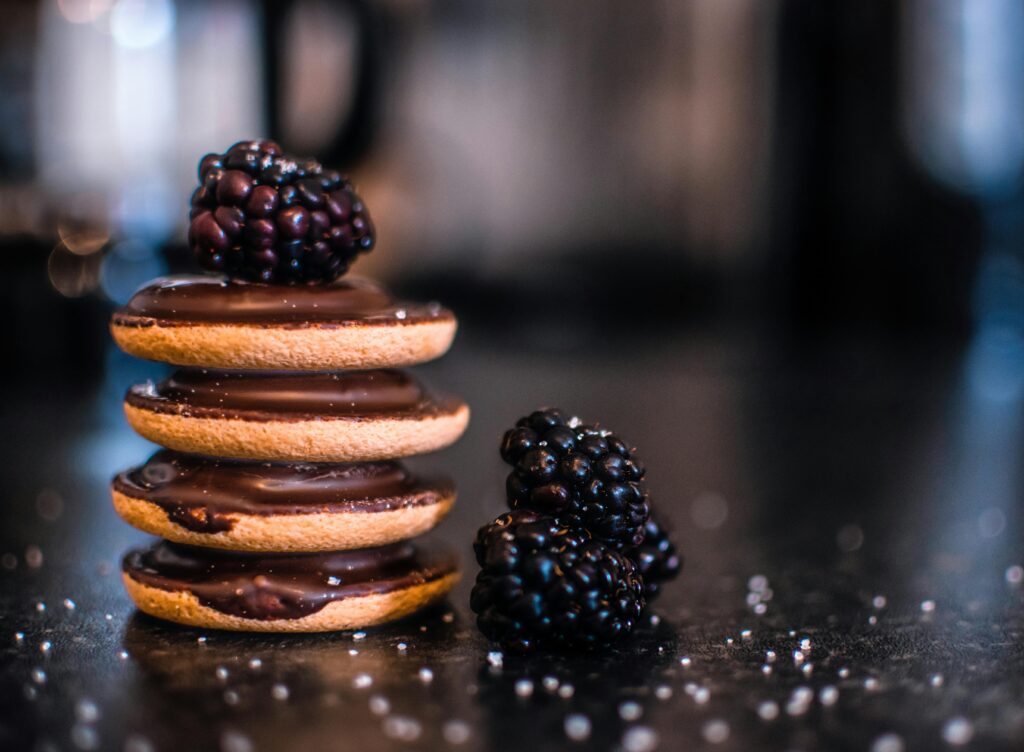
(189, 140, 375, 284)
(627, 513, 681, 599)
(500, 408, 651, 550)
(470, 510, 646, 652)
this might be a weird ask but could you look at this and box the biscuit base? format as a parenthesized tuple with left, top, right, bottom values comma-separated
(111, 488, 456, 552)
(122, 571, 460, 632)
(123, 402, 470, 462)
(110, 318, 457, 371)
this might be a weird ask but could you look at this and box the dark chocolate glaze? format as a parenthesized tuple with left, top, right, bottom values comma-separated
(125, 368, 463, 422)
(113, 450, 454, 533)
(112, 275, 452, 328)
(123, 540, 459, 620)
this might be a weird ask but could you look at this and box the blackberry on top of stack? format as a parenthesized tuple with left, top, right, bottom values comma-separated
(471, 408, 681, 652)
(111, 140, 469, 633)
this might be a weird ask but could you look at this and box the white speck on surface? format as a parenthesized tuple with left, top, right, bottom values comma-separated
(564, 714, 591, 742)
(215, 666, 229, 682)
(869, 615, 878, 625)
(838, 667, 851, 679)
(872, 595, 887, 609)
(368, 695, 390, 716)
(353, 673, 373, 689)
(104, 614, 112, 621)
(684, 682, 698, 695)
(75, 698, 100, 723)
(618, 701, 643, 721)
(197, 636, 207, 644)
(702, 720, 730, 745)
(118, 650, 129, 660)
(799, 637, 811, 651)
(348, 649, 358, 656)
(487, 651, 504, 668)
(271, 683, 289, 701)
(71, 723, 99, 750)
(395, 309, 408, 320)
(396, 642, 408, 652)
(930, 673, 944, 688)
(558, 684, 575, 699)
(793, 650, 805, 664)
(327, 576, 341, 586)
(694, 687, 710, 705)
(836, 523, 864, 552)
(14, 632, 24, 644)
(864, 677, 880, 691)
(942, 717, 974, 745)
(766, 649, 776, 662)
(1006, 564, 1024, 585)
(63, 598, 76, 611)
(740, 629, 752, 640)
(542, 676, 559, 692)
(35, 601, 46, 613)
(654, 685, 672, 700)
(219, 729, 253, 752)
(920, 599, 936, 613)
(761, 664, 773, 676)
(757, 700, 779, 720)
(679, 656, 692, 668)
(248, 658, 262, 670)
(123, 733, 156, 752)
(786, 687, 814, 716)
(418, 667, 434, 684)
(40, 641, 52, 655)
(352, 631, 366, 641)
(802, 663, 814, 677)
(622, 726, 659, 752)
(725, 637, 734, 646)
(31, 667, 46, 684)
(442, 720, 471, 745)
(819, 686, 839, 706)
(514, 679, 534, 698)
(871, 733, 905, 752)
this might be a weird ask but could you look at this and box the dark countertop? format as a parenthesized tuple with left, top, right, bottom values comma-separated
(1, 326, 1022, 752)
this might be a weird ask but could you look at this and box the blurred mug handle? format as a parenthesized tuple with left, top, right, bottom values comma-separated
(259, 0, 381, 167)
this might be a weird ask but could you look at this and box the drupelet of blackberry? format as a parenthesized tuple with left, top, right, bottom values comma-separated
(500, 408, 651, 550)
(470, 510, 646, 652)
(188, 139, 375, 284)
(627, 513, 681, 599)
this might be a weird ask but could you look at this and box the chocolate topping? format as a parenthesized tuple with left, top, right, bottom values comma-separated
(125, 368, 462, 421)
(114, 450, 453, 533)
(112, 275, 451, 328)
(123, 540, 459, 620)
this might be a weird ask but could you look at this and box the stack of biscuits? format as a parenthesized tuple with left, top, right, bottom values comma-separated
(109, 270, 468, 632)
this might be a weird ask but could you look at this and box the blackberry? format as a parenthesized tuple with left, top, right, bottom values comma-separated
(188, 140, 375, 284)
(470, 510, 645, 652)
(627, 513, 681, 599)
(500, 408, 650, 550)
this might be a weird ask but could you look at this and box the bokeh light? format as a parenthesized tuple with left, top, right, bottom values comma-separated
(109, 0, 175, 50)
(47, 241, 103, 297)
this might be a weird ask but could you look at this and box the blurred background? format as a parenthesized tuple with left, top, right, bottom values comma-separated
(2, 4, 1024, 748)
(3, 0, 1023, 388)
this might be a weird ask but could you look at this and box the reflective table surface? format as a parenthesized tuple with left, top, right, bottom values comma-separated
(1, 326, 1022, 751)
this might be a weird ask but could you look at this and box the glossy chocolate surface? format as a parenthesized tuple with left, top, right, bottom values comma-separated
(114, 451, 453, 533)
(123, 540, 458, 620)
(112, 275, 452, 327)
(125, 368, 462, 421)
